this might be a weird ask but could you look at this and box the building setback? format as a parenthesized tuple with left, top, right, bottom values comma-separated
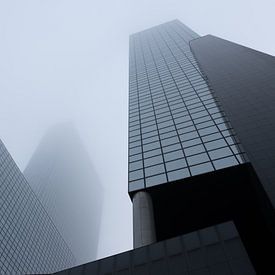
(57, 20, 275, 274)
(0, 139, 76, 274)
(24, 123, 103, 265)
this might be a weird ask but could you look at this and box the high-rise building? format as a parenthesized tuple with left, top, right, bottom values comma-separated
(0, 139, 76, 274)
(56, 20, 275, 275)
(24, 123, 103, 265)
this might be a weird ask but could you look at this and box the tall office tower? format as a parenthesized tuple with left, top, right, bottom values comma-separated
(0, 139, 76, 274)
(56, 20, 275, 275)
(24, 123, 103, 265)
(128, 20, 275, 274)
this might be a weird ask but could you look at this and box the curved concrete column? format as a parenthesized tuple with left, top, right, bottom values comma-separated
(133, 191, 156, 248)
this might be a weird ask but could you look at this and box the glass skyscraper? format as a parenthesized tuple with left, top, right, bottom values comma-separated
(128, 20, 246, 192)
(0, 139, 75, 274)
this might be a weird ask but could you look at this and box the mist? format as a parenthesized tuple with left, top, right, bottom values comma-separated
(0, 0, 274, 261)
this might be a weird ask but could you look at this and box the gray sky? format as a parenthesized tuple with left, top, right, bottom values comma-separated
(0, 0, 274, 261)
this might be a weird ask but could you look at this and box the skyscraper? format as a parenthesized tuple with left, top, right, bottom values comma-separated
(57, 20, 275, 275)
(128, 21, 247, 192)
(0, 139, 76, 274)
(128, 20, 275, 274)
(24, 123, 103, 265)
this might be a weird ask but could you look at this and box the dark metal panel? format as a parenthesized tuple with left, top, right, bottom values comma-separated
(190, 35, 275, 207)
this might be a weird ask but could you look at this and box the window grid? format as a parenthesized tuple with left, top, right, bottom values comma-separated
(156, 27, 242, 166)
(128, 21, 247, 191)
(0, 141, 76, 274)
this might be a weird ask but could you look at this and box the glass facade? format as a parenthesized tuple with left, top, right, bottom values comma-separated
(0, 140, 76, 274)
(128, 20, 247, 192)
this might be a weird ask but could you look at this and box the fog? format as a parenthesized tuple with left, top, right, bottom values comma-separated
(0, 0, 274, 261)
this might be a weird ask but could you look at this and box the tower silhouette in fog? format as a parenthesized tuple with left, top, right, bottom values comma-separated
(24, 123, 103, 265)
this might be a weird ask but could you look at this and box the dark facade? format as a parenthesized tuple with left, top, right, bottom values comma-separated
(24, 123, 103, 265)
(57, 222, 254, 275)
(190, 35, 275, 207)
(0, 139, 76, 274)
(56, 20, 275, 274)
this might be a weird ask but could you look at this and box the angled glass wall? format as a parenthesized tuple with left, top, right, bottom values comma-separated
(0, 140, 76, 274)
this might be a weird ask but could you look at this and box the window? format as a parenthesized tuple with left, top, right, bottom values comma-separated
(180, 131, 199, 142)
(168, 168, 190, 181)
(166, 158, 187, 171)
(162, 143, 181, 153)
(191, 110, 208, 120)
(213, 156, 238, 170)
(209, 147, 233, 160)
(190, 162, 214, 176)
(145, 164, 165, 177)
(159, 125, 176, 134)
(187, 153, 209, 166)
(161, 136, 179, 147)
(144, 148, 162, 159)
(184, 144, 205, 156)
(130, 135, 141, 143)
(205, 139, 227, 151)
(196, 121, 215, 129)
(198, 126, 219, 136)
(194, 115, 211, 124)
(176, 120, 194, 130)
(129, 154, 142, 162)
(174, 116, 191, 124)
(144, 155, 163, 167)
(129, 146, 142, 156)
(182, 138, 201, 148)
(158, 120, 174, 129)
(178, 126, 196, 135)
(146, 173, 167, 187)
(129, 129, 141, 137)
(143, 135, 159, 145)
(129, 161, 143, 171)
(142, 130, 158, 139)
(129, 179, 145, 192)
(160, 131, 177, 140)
(143, 141, 160, 152)
(164, 150, 184, 162)
(202, 133, 223, 143)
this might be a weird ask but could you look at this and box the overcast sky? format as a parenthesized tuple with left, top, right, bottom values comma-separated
(0, 0, 274, 262)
